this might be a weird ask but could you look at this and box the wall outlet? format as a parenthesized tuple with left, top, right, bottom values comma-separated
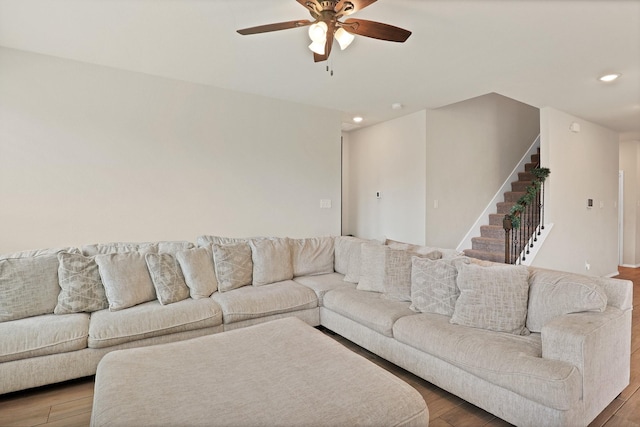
(376, 191, 382, 199)
(585, 261, 591, 271)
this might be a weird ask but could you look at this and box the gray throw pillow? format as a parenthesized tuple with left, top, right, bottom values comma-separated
(145, 253, 190, 305)
(95, 252, 157, 311)
(410, 257, 461, 316)
(212, 243, 253, 292)
(451, 263, 530, 335)
(175, 247, 218, 298)
(55, 252, 108, 314)
(383, 249, 442, 302)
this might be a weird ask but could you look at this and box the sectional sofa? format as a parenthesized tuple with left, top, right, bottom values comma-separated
(0, 235, 633, 427)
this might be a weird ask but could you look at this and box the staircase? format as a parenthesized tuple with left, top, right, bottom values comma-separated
(464, 149, 540, 263)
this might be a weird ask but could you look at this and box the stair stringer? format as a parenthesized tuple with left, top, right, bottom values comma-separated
(456, 135, 540, 253)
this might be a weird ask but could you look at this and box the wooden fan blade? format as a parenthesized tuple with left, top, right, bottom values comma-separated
(343, 18, 411, 42)
(337, 0, 377, 15)
(237, 20, 311, 35)
(313, 29, 334, 62)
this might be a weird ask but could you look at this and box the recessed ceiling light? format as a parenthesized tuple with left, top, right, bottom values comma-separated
(599, 73, 621, 82)
(391, 103, 403, 110)
(353, 116, 364, 123)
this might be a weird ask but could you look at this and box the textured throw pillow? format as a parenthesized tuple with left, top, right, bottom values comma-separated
(175, 247, 218, 298)
(383, 249, 442, 302)
(385, 239, 463, 259)
(356, 243, 387, 292)
(249, 238, 293, 286)
(410, 257, 461, 316)
(95, 252, 157, 311)
(291, 236, 335, 277)
(0, 254, 62, 322)
(81, 242, 158, 256)
(212, 243, 253, 292)
(55, 252, 108, 314)
(451, 263, 530, 335)
(526, 268, 608, 332)
(145, 253, 190, 305)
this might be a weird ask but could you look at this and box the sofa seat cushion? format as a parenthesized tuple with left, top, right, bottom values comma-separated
(293, 273, 356, 306)
(88, 298, 223, 348)
(212, 280, 318, 324)
(393, 313, 581, 410)
(323, 288, 415, 337)
(0, 313, 89, 363)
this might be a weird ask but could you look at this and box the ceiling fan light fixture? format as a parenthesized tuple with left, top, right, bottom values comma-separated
(308, 21, 328, 43)
(308, 40, 326, 55)
(335, 27, 355, 50)
(598, 73, 621, 82)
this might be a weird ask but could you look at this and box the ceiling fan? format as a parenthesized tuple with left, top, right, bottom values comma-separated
(237, 0, 412, 62)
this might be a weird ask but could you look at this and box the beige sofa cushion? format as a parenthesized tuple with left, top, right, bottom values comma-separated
(334, 236, 369, 277)
(410, 257, 461, 316)
(145, 253, 190, 305)
(323, 287, 415, 337)
(0, 254, 61, 322)
(95, 252, 156, 311)
(212, 243, 253, 292)
(291, 237, 335, 277)
(175, 247, 217, 298)
(393, 313, 581, 411)
(55, 252, 109, 314)
(249, 238, 293, 286)
(526, 268, 608, 332)
(81, 242, 158, 256)
(0, 313, 89, 363)
(212, 280, 317, 324)
(88, 298, 222, 348)
(451, 263, 530, 335)
(385, 239, 463, 259)
(293, 273, 356, 306)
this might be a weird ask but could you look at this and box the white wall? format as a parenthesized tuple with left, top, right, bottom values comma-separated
(619, 138, 640, 267)
(342, 111, 427, 244)
(425, 93, 540, 248)
(534, 107, 619, 276)
(0, 48, 342, 253)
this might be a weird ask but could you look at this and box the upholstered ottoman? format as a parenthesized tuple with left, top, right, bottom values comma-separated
(91, 317, 428, 427)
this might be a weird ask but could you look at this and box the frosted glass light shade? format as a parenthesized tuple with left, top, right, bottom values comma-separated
(308, 22, 328, 43)
(309, 41, 326, 55)
(335, 27, 354, 50)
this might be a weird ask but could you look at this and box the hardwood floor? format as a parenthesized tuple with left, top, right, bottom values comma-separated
(1, 267, 638, 427)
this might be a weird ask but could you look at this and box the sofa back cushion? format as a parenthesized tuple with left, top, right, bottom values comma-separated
(95, 252, 156, 311)
(249, 238, 293, 286)
(290, 237, 335, 277)
(0, 254, 62, 322)
(334, 236, 369, 277)
(55, 252, 109, 314)
(451, 263, 530, 335)
(526, 268, 608, 332)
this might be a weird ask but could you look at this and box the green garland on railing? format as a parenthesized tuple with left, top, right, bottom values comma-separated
(505, 167, 550, 229)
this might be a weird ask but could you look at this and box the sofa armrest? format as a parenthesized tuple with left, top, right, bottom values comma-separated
(541, 306, 632, 423)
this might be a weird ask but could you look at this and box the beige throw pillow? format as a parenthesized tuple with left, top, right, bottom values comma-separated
(212, 243, 253, 292)
(95, 252, 157, 311)
(356, 243, 387, 292)
(249, 238, 293, 286)
(451, 263, 530, 335)
(175, 247, 218, 298)
(55, 252, 108, 314)
(145, 253, 190, 305)
(0, 254, 62, 322)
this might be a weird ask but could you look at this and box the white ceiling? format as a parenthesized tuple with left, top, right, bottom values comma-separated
(1, 0, 639, 134)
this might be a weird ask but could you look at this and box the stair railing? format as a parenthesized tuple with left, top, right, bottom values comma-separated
(503, 167, 550, 264)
